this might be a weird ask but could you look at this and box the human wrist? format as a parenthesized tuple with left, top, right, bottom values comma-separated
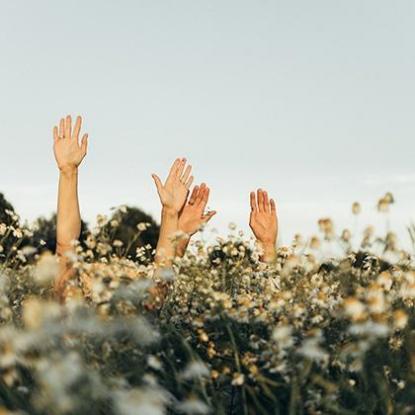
(177, 223, 195, 239)
(59, 165, 78, 177)
(258, 240, 277, 261)
(259, 240, 276, 251)
(161, 207, 179, 218)
(177, 230, 192, 242)
(176, 235, 190, 258)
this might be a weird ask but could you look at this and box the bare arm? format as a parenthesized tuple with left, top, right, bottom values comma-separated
(249, 189, 278, 263)
(53, 115, 88, 298)
(152, 158, 194, 267)
(176, 183, 216, 257)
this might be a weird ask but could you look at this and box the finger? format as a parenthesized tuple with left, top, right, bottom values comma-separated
(270, 198, 277, 214)
(250, 192, 257, 212)
(199, 182, 207, 193)
(200, 186, 210, 210)
(203, 185, 210, 202)
(198, 182, 206, 193)
(257, 189, 264, 212)
(185, 175, 194, 190)
(171, 158, 181, 174)
(196, 183, 207, 207)
(151, 174, 163, 195)
(59, 118, 65, 138)
(263, 191, 270, 212)
(166, 158, 181, 181)
(72, 116, 82, 142)
(81, 134, 88, 154)
(65, 115, 72, 139)
(189, 186, 199, 205)
(176, 158, 187, 178)
(53, 126, 59, 141)
(202, 210, 216, 223)
(181, 164, 192, 183)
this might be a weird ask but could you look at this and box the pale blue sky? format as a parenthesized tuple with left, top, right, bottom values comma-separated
(0, 0, 414, 245)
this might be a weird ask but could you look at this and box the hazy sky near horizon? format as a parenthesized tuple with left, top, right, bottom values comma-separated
(0, 0, 414, 245)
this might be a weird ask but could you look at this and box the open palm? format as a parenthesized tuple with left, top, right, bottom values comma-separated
(53, 115, 88, 171)
(249, 189, 278, 245)
(152, 158, 194, 213)
(179, 183, 216, 236)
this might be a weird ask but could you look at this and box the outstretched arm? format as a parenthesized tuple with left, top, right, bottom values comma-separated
(176, 183, 216, 257)
(152, 158, 193, 267)
(249, 189, 278, 263)
(53, 115, 88, 298)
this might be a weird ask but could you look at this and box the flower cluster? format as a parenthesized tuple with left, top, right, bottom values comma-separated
(0, 196, 414, 414)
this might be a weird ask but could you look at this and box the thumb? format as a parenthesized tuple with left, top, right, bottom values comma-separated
(81, 134, 88, 154)
(202, 210, 217, 223)
(151, 174, 163, 195)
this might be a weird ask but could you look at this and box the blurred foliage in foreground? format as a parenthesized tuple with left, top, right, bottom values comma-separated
(0, 193, 414, 414)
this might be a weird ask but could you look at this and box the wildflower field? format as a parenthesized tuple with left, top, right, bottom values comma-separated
(0, 195, 415, 415)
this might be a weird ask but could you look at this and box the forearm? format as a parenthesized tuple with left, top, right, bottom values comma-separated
(155, 208, 179, 267)
(258, 241, 277, 263)
(176, 236, 191, 258)
(54, 267, 75, 302)
(56, 167, 81, 255)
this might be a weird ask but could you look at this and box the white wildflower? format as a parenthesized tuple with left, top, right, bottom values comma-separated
(272, 325, 293, 349)
(21, 246, 37, 256)
(180, 361, 209, 380)
(157, 267, 175, 282)
(298, 337, 329, 364)
(12, 228, 23, 239)
(147, 355, 162, 371)
(231, 373, 245, 386)
(176, 398, 211, 414)
(114, 387, 170, 415)
(0, 223, 7, 236)
(33, 253, 59, 285)
(349, 321, 389, 337)
(129, 317, 159, 345)
(137, 222, 148, 231)
(343, 298, 366, 320)
(393, 310, 408, 330)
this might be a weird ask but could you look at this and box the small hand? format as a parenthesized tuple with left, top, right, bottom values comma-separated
(152, 158, 194, 214)
(53, 115, 88, 172)
(178, 183, 216, 236)
(249, 189, 278, 246)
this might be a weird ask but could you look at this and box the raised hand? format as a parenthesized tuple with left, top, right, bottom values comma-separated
(53, 115, 88, 172)
(152, 158, 193, 214)
(249, 189, 278, 262)
(53, 115, 88, 302)
(178, 183, 216, 236)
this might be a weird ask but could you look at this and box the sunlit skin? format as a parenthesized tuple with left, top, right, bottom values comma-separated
(52, 121, 272, 302)
(53, 115, 88, 300)
(152, 158, 193, 267)
(249, 189, 278, 263)
(176, 183, 216, 257)
(152, 158, 216, 266)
